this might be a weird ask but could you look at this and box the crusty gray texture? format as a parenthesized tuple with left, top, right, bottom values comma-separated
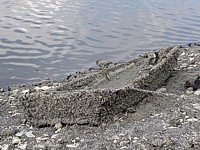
(19, 87, 152, 126)
(18, 46, 180, 126)
(133, 46, 179, 90)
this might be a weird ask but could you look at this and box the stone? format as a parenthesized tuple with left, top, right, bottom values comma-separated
(21, 89, 29, 94)
(0, 88, 4, 93)
(180, 52, 186, 56)
(120, 146, 128, 149)
(189, 53, 194, 57)
(18, 142, 27, 150)
(51, 134, 59, 139)
(189, 64, 197, 67)
(15, 130, 25, 137)
(156, 87, 166, 93)
(193, 104, 200, 110)
(119, 133, 125, 137)
(120, 140, 130, 147)
(194, 89, 200, 95)
(36, 136, 49, 141)
(180, 63, 188, 68)
(186, 88, 194, 94)
(34, 86, 51, 91)
(185, 116, 189, 119)
(66, 143, 79, 148)
(54, 123, 62, 130)
(189, 57, 194, 61)
(113, 139, 118, 143)
(180, 119, 184, 123)
(112, 135, 120, 140)
(187, 67, 194, 70)
(55, 128, 61, 134)
(25, 130, 35, 138)
(0, 144, 9, 150)
(12, 137, 21, 144)
(33, 145, 45, 149)
(186, 118, 198, 122)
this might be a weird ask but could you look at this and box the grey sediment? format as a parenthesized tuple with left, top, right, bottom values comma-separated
(1, 44, 200, 149)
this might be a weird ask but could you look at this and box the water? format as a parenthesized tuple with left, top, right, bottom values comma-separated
(0, 0, 200, 88)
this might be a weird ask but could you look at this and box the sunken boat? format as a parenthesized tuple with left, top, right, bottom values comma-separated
(17, 46, 180, 126)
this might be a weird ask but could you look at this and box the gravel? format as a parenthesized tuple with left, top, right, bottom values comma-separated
(1, 44, 200, 149)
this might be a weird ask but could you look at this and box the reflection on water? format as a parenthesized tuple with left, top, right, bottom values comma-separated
(0, 0, 200, 88)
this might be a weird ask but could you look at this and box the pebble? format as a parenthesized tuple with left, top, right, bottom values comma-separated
(185, 116, 189, 119)
(25, 130, 35, 138)
(181, 63, 188, 67)
(36, 136, 49, 141)
(194, 89, 200, 95)
(7, 111, 13, 114)
(34, 145, 45, 149)
(120, 146, 128, 149)
(18, 142, 27, 150)
(119, 133, 125, 137)
(189, 64, 197, 67)
(12, 137, 21, 144)
(156, 87, 166, 93)
(132, 140, 138, 143)
(189, 53, 194, 57)
(186, 118, 198, 122)
(154, 114, 161, 117)
(189, 57, 194, 61)
(51, 134, 59, 139)
(12, 89, 19, 94)
(193, 104, 200, 110)
(55, 128, 61, 134)
(54, 123, 62, 130)
(120, 140, 130, 147)
(186, 88, 194, 94)
(187, 67, 194, 70)
(182, 112, 187, 115)
(66, 143, 79, 148)
(113, 139, 118, 143)
(181, 52, 186, 56)
(112, 135, 120, 140)
(0, 144, 9, 150)
(72, 137, 81, 143)
(15, 130, 25, 137)
(180, 94, 186, 99)
(0, 88, 4, 93)
(34, 86, 51, 91)
(21, 89, 29, 94)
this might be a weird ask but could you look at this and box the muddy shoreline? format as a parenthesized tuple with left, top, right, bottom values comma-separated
(1, 44, 200, 149)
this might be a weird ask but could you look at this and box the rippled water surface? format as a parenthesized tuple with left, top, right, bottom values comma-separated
(1, 0, 200, 88)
